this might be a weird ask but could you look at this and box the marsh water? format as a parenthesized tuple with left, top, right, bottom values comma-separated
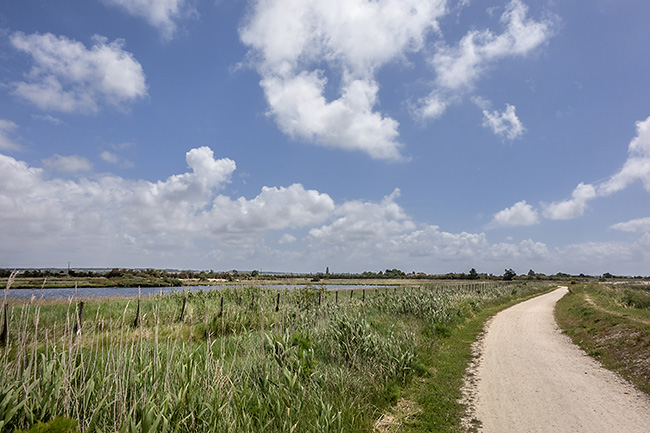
(5, 284, 384, 300)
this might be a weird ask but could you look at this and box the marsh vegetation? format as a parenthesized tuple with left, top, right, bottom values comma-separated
(1, 281, 551, 432)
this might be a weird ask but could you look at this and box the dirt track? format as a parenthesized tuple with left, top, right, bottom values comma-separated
(467, 287, 650, 432)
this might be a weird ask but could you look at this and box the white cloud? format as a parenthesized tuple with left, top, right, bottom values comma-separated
(599, 115, 650, 195)
(412, 0, 554, 121)
(101, 150, 134, 168)
(542, 182, 596, 220)
(240, 0, 447, 160)
(32, 114, 62, 125)
(491, 200, 539, 227)
(555, 239, 650, 275)
(0, 119, 21, 151)
(260, 73, 404, 160)
(431, 0, 554, 92)
(102, 0, 194, 40)
(278, 233, 297, 244)
(610, 217, 650, 234)
(4, 148, 649, 274)
(100, 151, 120, 164)
(0, 148, 336, 266)
(42, 155, 93, 173)
(413, 92, 449, 121)
(10, 32, 147, 113)
(481, 103, 525, 140)
(307, 188, 416, 247)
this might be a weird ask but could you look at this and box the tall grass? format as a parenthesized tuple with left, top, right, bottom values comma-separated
(0, 281, 544, 432)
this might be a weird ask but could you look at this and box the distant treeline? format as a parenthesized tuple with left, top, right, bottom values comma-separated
(1, 267, 646, 281)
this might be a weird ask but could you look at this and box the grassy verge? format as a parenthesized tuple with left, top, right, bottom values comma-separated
(376, 284, 556, 433)
(554, 283, 650, 395)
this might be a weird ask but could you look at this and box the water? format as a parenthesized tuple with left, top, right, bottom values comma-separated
(4, 284, 385, 300)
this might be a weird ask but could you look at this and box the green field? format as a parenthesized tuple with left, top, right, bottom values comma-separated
(1, 281, 553, 432)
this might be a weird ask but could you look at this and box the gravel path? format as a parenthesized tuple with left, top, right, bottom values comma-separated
(469, 287, 650, 432)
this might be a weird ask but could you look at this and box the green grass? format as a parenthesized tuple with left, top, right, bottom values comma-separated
(395, 284, 555, 433)
(555, 283, 650, 396)
(0, 282, 553, 432)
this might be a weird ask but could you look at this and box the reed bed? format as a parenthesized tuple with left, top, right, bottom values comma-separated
(0, 281, 549, 432)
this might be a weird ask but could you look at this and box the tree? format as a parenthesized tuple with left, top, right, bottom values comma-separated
(503, 268, 516, 281)
(251, 270, 260, 278)
(468, 268, 479, 280)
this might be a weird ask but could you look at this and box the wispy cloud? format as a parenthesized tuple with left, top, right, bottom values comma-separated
(0, 119, 21, 151)
(416, 0, 555, 120)
(611, 217, 650, 233)
(42, 154, 93, 173)
(102, 0, 195, 40)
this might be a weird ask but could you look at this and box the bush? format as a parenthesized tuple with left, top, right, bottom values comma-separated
(621, 289, 650, 310)
(16, 417, 80, 433)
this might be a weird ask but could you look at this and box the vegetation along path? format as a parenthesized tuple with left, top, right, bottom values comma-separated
(465, 287, 650, 433)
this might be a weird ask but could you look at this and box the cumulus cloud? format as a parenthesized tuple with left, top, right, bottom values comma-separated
(10, 32, 147, 113)
(241, 0, 554, 156)
(542, 182, 596, 220)
(481, 103, 525, 140)
(610, 217, 650, 234)
(307, 188, 416, 247)
(0, 119, 21, 151)
(5, 148, 649, 273)
(240, 0, 447, 160)
(599, 115, 650, 195)
(0, 150, 562, 271)
(42, 155, 93, 173)
(102, 0, 194, 40)
(0, 147, 338, 266)
(491, 200, 539, 227)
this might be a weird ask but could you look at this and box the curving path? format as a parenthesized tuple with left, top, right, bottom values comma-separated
(470, 287, 650, 432)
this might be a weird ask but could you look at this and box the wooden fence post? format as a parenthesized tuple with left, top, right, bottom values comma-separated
(74, 301, 84, 334)
(318, 292, 322, 306)
(250, 294, 255, 310)
(275, 292, 280, 312)
(133, 287, 141, 328)
(178, 296, 187, 322)
(218, 296, 224, 318)
(335, 290, 338, 304)
(0, 303, 7, 345)
(362, 289, 365, 302)
(350, 290, 353, 300)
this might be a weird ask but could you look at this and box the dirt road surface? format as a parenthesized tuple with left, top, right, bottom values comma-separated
(468, 287, 650, 432)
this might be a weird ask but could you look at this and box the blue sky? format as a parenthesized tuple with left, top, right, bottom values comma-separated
(1, 0, 649, 275)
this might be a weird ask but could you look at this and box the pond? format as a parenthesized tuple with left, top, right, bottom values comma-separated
(4, 284, 386, 300)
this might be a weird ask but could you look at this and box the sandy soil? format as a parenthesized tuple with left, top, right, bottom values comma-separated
(466, 287, 650, 433)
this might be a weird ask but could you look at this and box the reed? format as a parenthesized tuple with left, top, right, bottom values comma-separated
(0, 281, 550, 432)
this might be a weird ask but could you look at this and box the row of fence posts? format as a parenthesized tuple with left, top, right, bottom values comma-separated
(0, 283, 494, 341)
(64, 286, 384, 334)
